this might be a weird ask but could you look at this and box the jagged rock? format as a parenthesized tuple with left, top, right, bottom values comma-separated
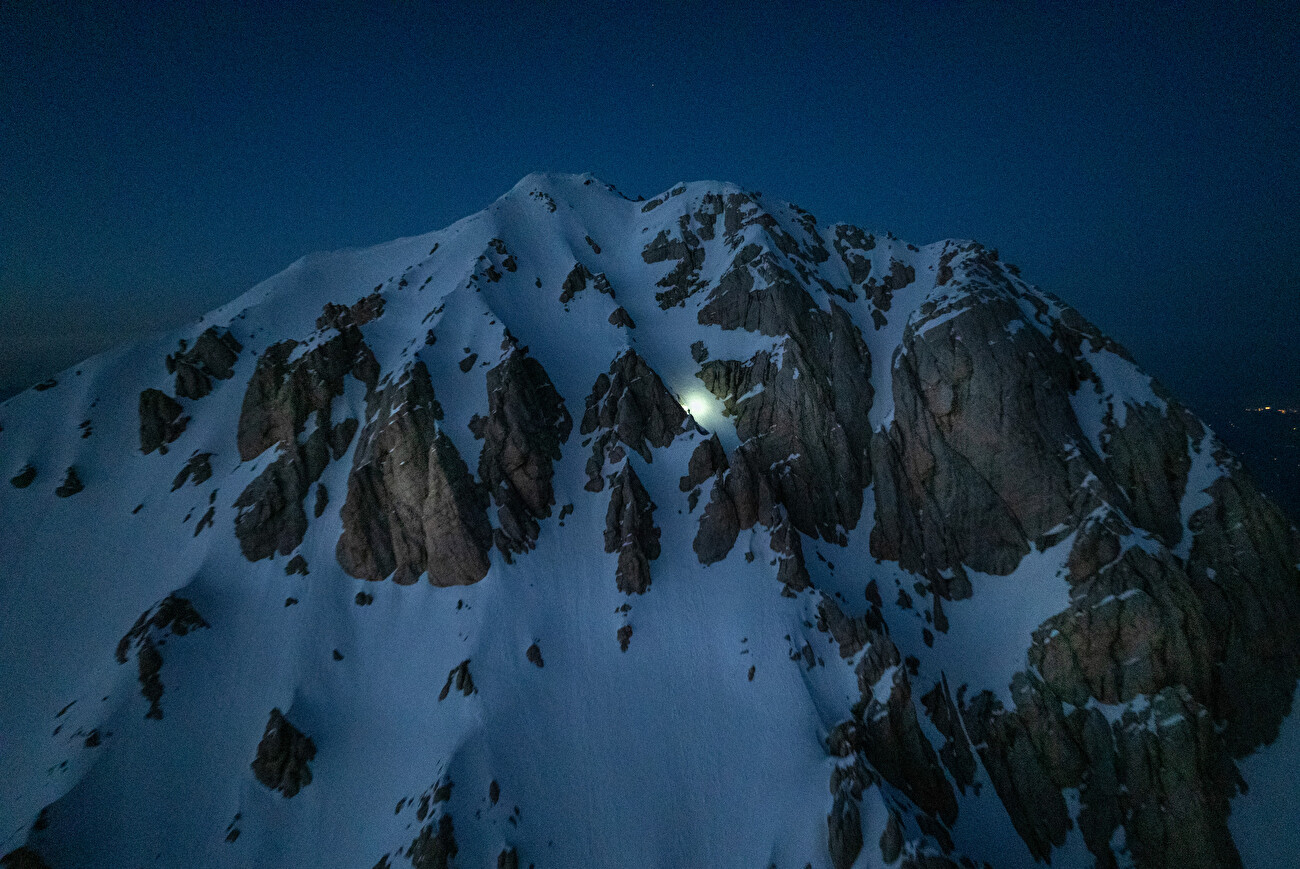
(337, 362, 492, 586)
(559, 262, 595, 303)
(497, 846, 518, 869)
(316, 291, 385, 332)
(879, 812, 903, 863)
(408, 815, 457, 869)
(617, 624, 633, 652)
(285, 554, 308, 575)
(827, 790, 863, 869)
(236, 327, 376, 463)
(1185, 468, 1300, 754)
(233, 428, 329, 561)
(692, 251, 874, 556)
(603, 465, 660, 594)
(526, 643, 544, 667)
(116, 594, 208, 719)
(607, 306, 635, 328)
(251, 708, 316, 797)
(54, 467, 83, 498)
(469, 346, 572, 558)
(9, 464, 36, 488)
(171, 451, 213, 490)
(580, 350, 688, 490)
(139, 388, 187, 454)
(166, 327, 243, 399)
(438, 660, 475, 700)
(871, 288, 1111, 595)
(768, 507, 810, 594)
(679, 433, 727, 492)
(920, 679, 978, 793)
(313, 482, 329, 518)
(690, 339, 708, 363)
(642, 217, 706, 308)
(852, 631, 957, 825)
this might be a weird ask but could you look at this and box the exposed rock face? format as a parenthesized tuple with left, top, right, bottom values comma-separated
(336, 362, 492, 586)
(9, 465, 37, 488)
(53, 467, 83, 498)
(603, 464, 660, 594)
(251, 708, 316, 797)
(171, 451, 213, 490)
(469, 346, 572, 558)
(232, 318, 375, 562)
(116, 594, 209, 719)
(166, 327, 243, 399)
(691, 247, 874, 560)
(438, 660, 476, 700)
(580, 350, 689, 491)
(827, 790, 863, 869)
(407, 815, 457, 869)
(138, 388, 187, 454)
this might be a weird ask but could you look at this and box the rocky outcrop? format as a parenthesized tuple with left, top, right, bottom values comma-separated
(827, 790, 862, 869)
(166, 327, 243, 400)
(115, 594, 209, 719)
(138, 388, 187, 454)
(170, 451, 213, 490)
(580, 350, 689, 491)
(232, 319, 375, 562)
(235, 326, 376, 463)
(438, 660, 476, 700)
(251, 708, 316, 797)
(53, 467, 83, 498)
(603, 464, 660, 594)
(870, 287, 1109, 597)
(316, 290, 385, 332)
(9, 464, 36, 488)
(469, 345, 572, 558)
(337, 362, 492, 586)
(691, 251, 874, 559)
(407, 815, 457, 869)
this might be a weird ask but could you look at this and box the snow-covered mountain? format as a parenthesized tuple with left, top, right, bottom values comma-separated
(2, 173, 1298, 869)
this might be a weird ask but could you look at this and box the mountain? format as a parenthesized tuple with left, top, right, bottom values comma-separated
(2, 173, 1298, 869)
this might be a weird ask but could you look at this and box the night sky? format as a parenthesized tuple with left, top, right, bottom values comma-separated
(2, 3, 1297, 512)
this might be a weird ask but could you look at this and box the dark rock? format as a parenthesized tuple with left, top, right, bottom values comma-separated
(526, 643, 544, 667)
(316, 291, 385, 332)
(313, 482, 329, 518)
(336, 362, 492, 586)
(879, 812, 903, 863)
(171, 451, 213, 490)
(116, 594, 208, 719)
(607, 306, 635, 328)
(10, 464, 36, 488)
(439, 660, 476, 700)
(690, 340, 708, 363)
(250, 708, 316, 798)
(559, 262, 594, 303)
(54, 467, 83, 497)
(603, 465, 660, 594)
(497, 846, 518, 869)
(285, 554, 309, 575)
(407, 815, 457, 869)
(679, 433, 727, 492)
(827, 791, 863, 869)
(469, 346, 572, 558)
(581, 350, 688, 490)
(233, 429, 330, 561)
(617, 624, 633, 652)
(139, 388, 187, 454)
(167, 327, 243, 399)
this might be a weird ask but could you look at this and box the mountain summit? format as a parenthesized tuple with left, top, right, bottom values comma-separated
(3, 174, 1298, 869)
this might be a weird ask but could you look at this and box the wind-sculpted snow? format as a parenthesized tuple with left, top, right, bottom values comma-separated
(1, 173, 1299, 869)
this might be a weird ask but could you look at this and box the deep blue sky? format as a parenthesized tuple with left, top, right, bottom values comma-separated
(2, 2, 1297, 429)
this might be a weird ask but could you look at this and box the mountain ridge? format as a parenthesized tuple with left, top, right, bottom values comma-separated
(2, 173, 1298, 869)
